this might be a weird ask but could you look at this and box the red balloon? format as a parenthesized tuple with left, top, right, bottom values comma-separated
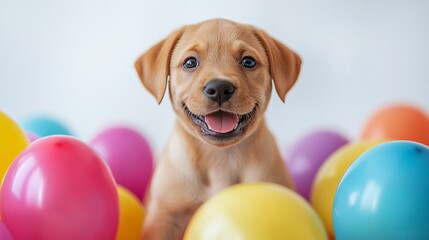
(0, 221, 14, 240)
(0, 136, 119, 240)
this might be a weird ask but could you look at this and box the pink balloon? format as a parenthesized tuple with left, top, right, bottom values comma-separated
(91, 126, 153, 200)
(0, 136, 119, 240)
(24, 130, 39, 142)
(0, 221, 14, 240)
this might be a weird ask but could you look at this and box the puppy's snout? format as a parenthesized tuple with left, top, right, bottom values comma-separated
(204, 80, 236, 104)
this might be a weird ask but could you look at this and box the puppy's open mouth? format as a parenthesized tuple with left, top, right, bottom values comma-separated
(184, 105, 257, 139)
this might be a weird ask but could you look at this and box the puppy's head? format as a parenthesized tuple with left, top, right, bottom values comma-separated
(135, 19, 301, 147)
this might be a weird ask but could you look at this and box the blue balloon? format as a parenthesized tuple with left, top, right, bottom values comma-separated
(333, 141, 429, 240)
(20, 116, 73, 137)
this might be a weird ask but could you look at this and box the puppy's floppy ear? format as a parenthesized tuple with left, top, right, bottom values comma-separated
(135, 27, 185, 104)
(253, 29, 302, 102)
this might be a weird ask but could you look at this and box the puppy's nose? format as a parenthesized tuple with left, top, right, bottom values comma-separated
(204, 80, 236, 104)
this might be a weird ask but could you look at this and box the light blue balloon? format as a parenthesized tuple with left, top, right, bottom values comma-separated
(333, 141, 429, 240)
(20, 116, 73, 137)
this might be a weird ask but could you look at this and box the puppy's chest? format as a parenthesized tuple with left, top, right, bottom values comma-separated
(198, 150, 250, 197)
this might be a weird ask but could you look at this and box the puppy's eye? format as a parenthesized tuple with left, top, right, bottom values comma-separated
(183, 57, 199, 70)
(241, 56, 257, 68)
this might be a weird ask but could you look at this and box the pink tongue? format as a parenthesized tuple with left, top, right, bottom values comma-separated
(204, 111, 239, 133)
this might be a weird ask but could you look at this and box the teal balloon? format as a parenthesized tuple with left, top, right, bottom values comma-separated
(333, 141, 429, 240)
(21, 116, 73, 137)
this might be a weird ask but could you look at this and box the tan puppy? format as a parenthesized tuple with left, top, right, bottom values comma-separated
(135, 19, 301, 239)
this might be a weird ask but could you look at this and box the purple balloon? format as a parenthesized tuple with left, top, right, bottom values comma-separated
(24, 130, 39, 143)
(0, 221, 14, 240)
(91, 126, 153, 200)
(285, 130, 349, 200)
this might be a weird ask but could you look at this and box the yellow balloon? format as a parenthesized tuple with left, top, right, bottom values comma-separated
(310, 141, 384, 238)
(0, 111, 29, 183)
(184, 183, 327, 240)
(116, 186, 145, 240)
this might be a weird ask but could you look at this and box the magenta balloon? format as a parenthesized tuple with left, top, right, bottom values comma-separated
(24, 130, 39, 142)
(285, 130, 348, 200)
(91, 126, 153, 200)
(0, 221, 14, 240)
(0, 136, 119, 240)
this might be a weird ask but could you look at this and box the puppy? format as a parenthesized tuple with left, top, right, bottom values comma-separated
(135, 19, 301, 239)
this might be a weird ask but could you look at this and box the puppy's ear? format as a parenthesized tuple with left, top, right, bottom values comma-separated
(135, 27, 185, 104)
(254, 29, 302, 102)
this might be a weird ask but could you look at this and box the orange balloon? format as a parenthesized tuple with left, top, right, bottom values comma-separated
(361, 104, 429, 146)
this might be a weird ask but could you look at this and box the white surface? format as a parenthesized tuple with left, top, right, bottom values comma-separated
(1, 0, 428, 153)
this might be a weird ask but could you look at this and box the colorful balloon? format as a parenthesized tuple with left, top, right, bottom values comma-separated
(333, 141, 429, 239)
(361, 104, 429, 146)
(116, 186, 145, 240)
(184, 183, 328, 240)
(310, 141, 383, 238)
(285, 130, 348, 200)
(24, 131, 39, 143)
(91, 126, 153, 200)
(0, 221, 14, 240)
(0, 112, 29, 183)
(20, 116, 73, 137)
(0, 136, 119, 240)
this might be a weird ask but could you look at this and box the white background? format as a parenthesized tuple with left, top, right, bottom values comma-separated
(1, 0, 428, 153)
